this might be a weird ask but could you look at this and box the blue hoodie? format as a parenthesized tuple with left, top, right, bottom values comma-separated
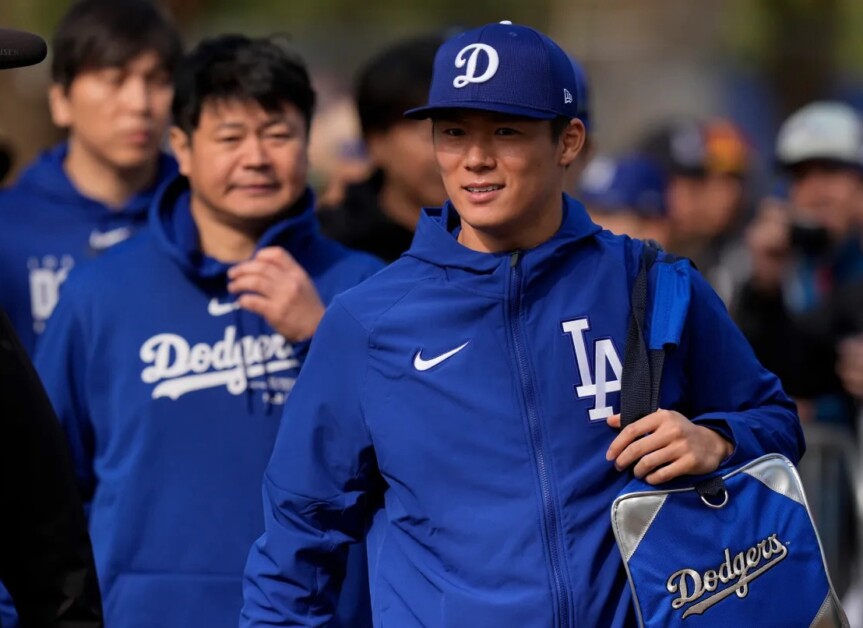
(35, 176, 382, 628)
(241, 196, 804, 627)
(0, 143, 178, 356)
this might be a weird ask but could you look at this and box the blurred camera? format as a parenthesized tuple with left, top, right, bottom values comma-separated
(789, 221, 831, 255)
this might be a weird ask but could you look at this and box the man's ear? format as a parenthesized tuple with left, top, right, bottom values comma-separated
(48, 83, 72, 129)
(559, 119, 587, 168)
(169, 126, 192, 177)
(363, 130, 388, 168)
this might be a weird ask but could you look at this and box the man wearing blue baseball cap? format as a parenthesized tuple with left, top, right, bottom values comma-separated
(241, 22, 803, 627)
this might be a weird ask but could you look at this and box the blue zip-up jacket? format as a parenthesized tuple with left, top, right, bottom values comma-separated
(35, 176, 382, 628)
(241, 195, 804, 628)
(0, 143, 177, 356)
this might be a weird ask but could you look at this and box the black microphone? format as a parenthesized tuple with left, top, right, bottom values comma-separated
(0, 28, 47, 70)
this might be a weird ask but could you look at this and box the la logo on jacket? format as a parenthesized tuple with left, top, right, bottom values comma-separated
(561, 316, 622, 421)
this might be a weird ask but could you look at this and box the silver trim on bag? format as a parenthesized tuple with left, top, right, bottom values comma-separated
(743, 455, 805, 505)
(611, 494, 667, 562)
(810, 591, 851, 628)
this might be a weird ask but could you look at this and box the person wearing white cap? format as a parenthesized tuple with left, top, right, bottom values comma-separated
(241, 21, 803, 627)
(736, 101, 863, 426)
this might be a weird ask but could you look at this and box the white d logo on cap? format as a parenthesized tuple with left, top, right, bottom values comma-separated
(453, 43, 499, 88)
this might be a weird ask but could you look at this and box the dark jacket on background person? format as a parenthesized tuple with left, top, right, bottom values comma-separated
(734, 236, 863, 422)
(736, 274, 863, 401)
(318, 170, 415, 263)
(0, 305, 102, 627)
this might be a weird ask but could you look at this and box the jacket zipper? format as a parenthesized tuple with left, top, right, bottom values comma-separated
(508, 251, 571, 628)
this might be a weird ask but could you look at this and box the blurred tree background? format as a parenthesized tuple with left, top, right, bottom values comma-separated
(0, 0, 862, 189)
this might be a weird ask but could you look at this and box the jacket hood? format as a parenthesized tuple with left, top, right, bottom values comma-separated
(405, 194, 602, 273)
(149, 175, 320, 283)
(16, 142, 177, 219)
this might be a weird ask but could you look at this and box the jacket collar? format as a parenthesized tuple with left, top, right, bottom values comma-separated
(405, 193, 602, 274)
(150, 175, 319, 282)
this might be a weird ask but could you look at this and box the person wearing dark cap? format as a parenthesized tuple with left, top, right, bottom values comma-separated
(241, 21, 802, 627)
(638, 118, 709, 245)
(0, 0, 181, 356)
(638, 117, 754, 305)
(0, 26, 102, 628)
(694, 118, 753, 304)
(317, 33, 448, 262)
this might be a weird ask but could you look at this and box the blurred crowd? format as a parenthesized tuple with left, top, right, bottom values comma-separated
(1, 0, 862, 626)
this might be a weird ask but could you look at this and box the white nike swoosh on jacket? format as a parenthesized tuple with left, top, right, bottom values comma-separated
(413, 341, 470, 371)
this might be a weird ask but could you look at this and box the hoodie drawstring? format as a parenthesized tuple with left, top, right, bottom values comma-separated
(234, 302, 278, 416)
(233, 307, 256, 415)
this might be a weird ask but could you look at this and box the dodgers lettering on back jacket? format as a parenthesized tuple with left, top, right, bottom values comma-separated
(0, 143, 177, 355)
(242, 196, 805, 628)
(35, 176, 382, 628)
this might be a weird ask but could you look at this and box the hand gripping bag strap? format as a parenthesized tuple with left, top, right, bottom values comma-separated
(623, 244, 727, 505)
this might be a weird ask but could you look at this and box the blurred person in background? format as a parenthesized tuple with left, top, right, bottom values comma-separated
(639, 117, 707, 251)
(640, 117, 754, 305)
(734, 101, 863, 426)
(35, 34, 381, 628)
(732, 102, 863, 608)
(318, 33, 448, 262)
(0, 1, 179, 624)
(0, 0, 181, 356)
(578, 153, 671, 247)
(0, 27, 102, 628)
(692, 118, 753, 305)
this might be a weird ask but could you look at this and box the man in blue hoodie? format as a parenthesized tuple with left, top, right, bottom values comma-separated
(35, 35, 381, 628)
(241, 22, 805, 627)
(0, 0, 181, 355)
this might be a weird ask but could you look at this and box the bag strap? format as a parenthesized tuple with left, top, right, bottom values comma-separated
(620, 244, 728, 501)
(621, 242, 664, 428)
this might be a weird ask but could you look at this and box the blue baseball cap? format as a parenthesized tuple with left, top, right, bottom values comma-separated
(579, 154, 667, 218)
(405, 21, 579, 121)
(570, 56, 591, 130)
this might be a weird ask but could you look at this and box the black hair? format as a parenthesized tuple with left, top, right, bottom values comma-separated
(551, 116, 573, 142)
(355, 33, 444, 138)
(51, 0, 182, 89)
(172, 34, 316, 136)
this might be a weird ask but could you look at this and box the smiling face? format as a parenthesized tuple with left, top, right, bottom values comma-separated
(170, 98, 310, 233)
(432, 111, 584, 253)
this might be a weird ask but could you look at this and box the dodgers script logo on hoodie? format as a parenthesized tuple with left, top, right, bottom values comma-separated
(139, 325, 299, 405)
